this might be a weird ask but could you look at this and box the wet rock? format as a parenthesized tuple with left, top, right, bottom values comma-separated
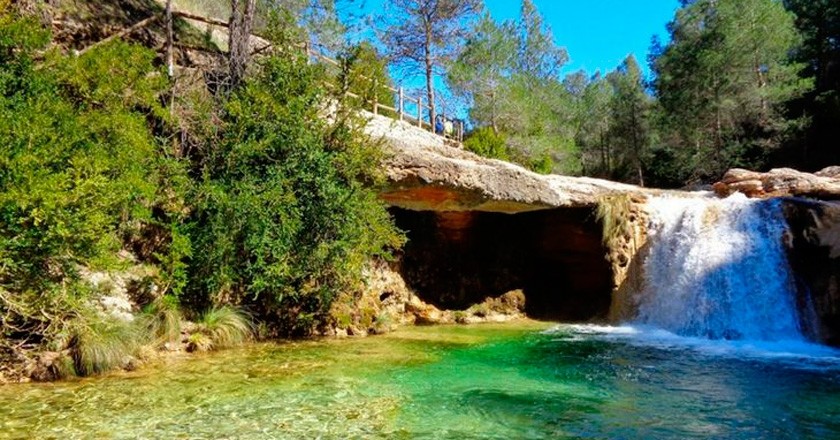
(781, 199, 840, 346)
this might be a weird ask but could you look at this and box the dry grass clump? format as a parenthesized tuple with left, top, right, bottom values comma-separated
(596, 194, 637, 250)
(140, 297, 183, 346)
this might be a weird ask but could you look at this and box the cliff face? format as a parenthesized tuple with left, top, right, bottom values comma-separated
(365, 116, 647, 213)
(782, 199, 840, 345)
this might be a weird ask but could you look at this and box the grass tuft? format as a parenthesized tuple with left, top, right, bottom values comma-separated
(140, 297, 183, 346)
(67, 314, 150, 376)
(189, 306, 252, 352)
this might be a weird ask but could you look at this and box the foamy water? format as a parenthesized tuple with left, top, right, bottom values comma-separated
(633, 194, 808, 341)
(546, 324, 840, 371)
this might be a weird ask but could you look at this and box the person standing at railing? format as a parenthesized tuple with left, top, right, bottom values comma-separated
(444, 119, 454, 137)
(435, 115, 445, 135)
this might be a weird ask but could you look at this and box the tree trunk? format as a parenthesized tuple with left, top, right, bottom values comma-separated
(424, 20, 435, 128)
(228, 0, 256, 91)
(630, 101, 644, 187)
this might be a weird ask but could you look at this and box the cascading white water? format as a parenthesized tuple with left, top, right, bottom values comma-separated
(636, 193, 806, 341)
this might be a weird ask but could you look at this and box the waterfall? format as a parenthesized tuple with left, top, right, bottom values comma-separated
(636, 193, 807, 341)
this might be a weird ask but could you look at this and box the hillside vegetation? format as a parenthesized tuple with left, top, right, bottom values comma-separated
(0, 1, 402, 380)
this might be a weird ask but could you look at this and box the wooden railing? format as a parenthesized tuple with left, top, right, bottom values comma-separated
(74, 6, 465, 143)
(302, 42, 464, 142)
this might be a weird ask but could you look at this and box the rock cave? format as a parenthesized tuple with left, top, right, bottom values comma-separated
(390, 207, 613, 321)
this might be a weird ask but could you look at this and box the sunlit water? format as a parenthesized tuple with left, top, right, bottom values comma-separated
(2, 322, 839, 439)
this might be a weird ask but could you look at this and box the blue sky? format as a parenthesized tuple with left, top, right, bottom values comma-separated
(483, 0, 679, 79)
(338, 0, 680, 117)
(343, 0, 680, 80)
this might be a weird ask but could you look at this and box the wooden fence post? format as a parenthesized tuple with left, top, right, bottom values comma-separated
(398, 87, 404, 121)
(372, 78, 378, 115)
(417, 98, 423, 128)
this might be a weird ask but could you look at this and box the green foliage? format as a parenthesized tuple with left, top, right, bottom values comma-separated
(604, 55, 651, 185)
(0, 13, 189, 365)
(464, 127, 509, 160)
(530, 154, 554, 175)
(449, 1, 579, 175)
(337, 42, 396, 114)
(187, 44, 404, 336)
(651, 0, 810, 182)
(782, 0, 840, 170)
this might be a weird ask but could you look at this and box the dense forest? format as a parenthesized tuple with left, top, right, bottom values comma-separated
(446, 0, 839, 186)
(1, 0, 838, 379)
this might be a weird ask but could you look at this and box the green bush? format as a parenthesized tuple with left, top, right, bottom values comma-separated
(186, 43, 404, 336)
(464, 127, 509, 160)
(0, 13, 189, 356)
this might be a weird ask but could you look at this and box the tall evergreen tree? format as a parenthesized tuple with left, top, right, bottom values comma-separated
(783, 0, 840, 169)
(448, 0, 577, 174)
(571, 72, 614, 178)
(447, 13, 516, 132)
(607, 55, 651, 186)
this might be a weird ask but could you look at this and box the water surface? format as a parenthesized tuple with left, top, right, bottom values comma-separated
(2, 322, 839, 439)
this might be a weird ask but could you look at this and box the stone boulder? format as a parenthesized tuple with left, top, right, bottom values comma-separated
(713, 167, 840, 199)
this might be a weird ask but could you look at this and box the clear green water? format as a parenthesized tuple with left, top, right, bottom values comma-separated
(2, 322, 840, 439)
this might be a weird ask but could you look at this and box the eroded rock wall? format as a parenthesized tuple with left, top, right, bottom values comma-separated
(782, 199, 840, 345)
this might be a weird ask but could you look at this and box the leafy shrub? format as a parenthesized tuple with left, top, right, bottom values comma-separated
(0, 13, 189, 356)
(530, 154, 555, 175)
(336, 42, 396, 114)
(186, 41, 404, 336)
(464, 127, 509, 160)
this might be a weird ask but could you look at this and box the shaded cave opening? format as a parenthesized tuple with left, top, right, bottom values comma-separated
(390, 207, 613, 321)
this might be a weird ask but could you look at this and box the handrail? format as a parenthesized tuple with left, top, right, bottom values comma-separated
(300, 41, 464, 142)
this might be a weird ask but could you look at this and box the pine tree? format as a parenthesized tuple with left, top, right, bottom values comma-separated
(607, 55, 651, 186)
(380, 0, 483, 125)
(652, 0, 810, 182)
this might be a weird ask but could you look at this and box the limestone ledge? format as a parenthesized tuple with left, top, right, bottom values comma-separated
(364, 114, 651, 213)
